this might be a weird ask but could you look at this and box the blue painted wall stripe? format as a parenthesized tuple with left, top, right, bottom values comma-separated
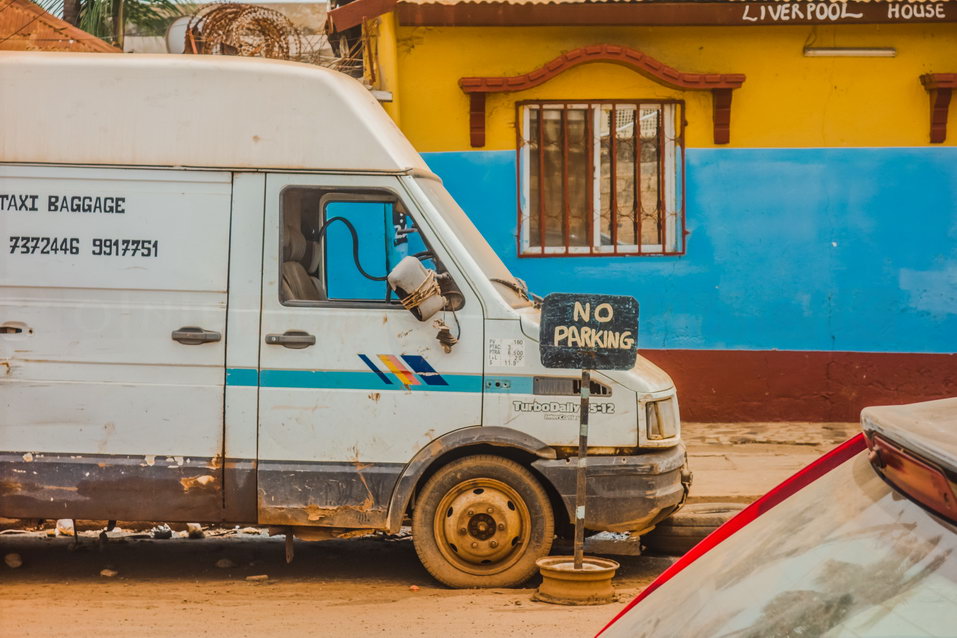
(423, 148, 957, 354)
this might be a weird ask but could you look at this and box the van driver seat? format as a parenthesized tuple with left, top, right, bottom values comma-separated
(282, 228, 323, 301)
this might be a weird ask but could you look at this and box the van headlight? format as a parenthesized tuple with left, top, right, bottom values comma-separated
(645, 397, 677, 440)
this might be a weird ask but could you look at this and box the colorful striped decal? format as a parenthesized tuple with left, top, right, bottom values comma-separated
(357, 354, 392, 385)
(357, 354, 451, 387)
(399, 355, 449, 386)
(377, 354, 420, 386)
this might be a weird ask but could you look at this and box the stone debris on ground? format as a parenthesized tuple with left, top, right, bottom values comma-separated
(186, 523, 204, 539)
(55, 519, 74, 536)
(151, 524, 173, 540)
(4, 553, 23, 568)
(409, 585, 420, 591)
(99, 568, 118, 577)
(245, 574, 269, 582)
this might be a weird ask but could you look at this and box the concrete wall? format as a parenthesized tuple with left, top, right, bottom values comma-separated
(376, 22, 957, 420)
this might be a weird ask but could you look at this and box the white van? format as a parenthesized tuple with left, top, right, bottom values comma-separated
(0, 52, 688, 587)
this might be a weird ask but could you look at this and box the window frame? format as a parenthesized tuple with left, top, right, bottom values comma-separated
(277, 185, 462, 309)
(515, 99, 686, 258)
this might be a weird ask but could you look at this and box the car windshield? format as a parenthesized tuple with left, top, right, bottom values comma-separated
(603, 452, 957, 637)
(414, 176, 532, 309)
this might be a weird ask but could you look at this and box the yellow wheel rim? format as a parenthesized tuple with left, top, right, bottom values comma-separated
(432, 477, 532, 576)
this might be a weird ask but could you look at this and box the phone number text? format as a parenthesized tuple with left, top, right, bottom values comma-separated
(8, 237, 159, 257)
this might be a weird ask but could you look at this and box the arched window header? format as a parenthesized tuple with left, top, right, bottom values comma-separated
(458, 44, 746, 147)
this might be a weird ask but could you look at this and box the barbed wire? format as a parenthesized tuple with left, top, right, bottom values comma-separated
(185, 3, 300, 60)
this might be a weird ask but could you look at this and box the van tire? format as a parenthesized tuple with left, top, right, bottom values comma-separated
(412, 455, 554, 588)
(642, 502, 745, 555)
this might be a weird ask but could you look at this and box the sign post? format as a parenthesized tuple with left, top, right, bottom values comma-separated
(538, 293, 638, 577)
(574, 368, 590, 569)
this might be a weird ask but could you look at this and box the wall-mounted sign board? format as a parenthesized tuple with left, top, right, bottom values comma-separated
(396, 2, 957, 28)
(539, 293, 638, 371)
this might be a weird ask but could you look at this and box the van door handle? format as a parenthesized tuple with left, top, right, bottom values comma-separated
(172, 327, 221, 345)
(265, 331, 315, 349)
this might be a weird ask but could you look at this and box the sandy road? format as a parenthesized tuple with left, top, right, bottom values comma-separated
(1, 423, 855, 637)
(0, 532, 674, 638)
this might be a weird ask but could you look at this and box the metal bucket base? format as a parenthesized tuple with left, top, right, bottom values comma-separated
(533, 555, 620, 606)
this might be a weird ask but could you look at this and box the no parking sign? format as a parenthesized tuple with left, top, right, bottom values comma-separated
(539, 293, 638, 370)
(536, 292, 639, 570)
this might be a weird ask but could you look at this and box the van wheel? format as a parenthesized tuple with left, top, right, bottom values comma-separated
(412, 455, 553, 588)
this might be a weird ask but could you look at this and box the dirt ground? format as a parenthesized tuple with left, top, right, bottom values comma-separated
(0, 421, 858, 637)
(0, 531, 671, 637)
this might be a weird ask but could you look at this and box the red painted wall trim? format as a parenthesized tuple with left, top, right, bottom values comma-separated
(921, 73, 956, 143)
(639, 349, 957, 422)
(596, 433, 868, 636)
(459, 45, 745, 93)
(458, 44, 745, 147)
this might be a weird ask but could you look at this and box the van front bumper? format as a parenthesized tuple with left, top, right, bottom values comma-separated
(531, 443, 690, 533)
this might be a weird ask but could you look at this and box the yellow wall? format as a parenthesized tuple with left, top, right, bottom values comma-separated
(384, 23, 957, 151)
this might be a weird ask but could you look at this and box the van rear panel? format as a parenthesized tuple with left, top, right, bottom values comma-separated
(0, 165, 231, 521)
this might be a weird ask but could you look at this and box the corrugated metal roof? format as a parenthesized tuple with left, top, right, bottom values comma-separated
(0, 0, 119, 52)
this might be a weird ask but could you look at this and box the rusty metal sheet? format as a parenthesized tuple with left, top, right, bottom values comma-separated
(256, 460, 403, 529)
(0, 452, 225, 522)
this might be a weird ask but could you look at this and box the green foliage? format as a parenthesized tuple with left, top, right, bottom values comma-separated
(29, 0, 185, 39)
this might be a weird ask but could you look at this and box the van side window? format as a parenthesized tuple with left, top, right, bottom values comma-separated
(279, 187, 464, 308)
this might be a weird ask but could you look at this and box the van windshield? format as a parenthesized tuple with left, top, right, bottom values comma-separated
(415, 176, 532, 309)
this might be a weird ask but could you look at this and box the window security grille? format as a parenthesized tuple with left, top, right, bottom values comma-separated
(518, 101, 685, 256)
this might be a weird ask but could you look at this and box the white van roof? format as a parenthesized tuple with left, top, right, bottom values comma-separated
(0, 52, 430, 173)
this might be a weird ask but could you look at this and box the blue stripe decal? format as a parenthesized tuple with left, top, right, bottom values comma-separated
(401, 354, 449, 386)
(226, 368, 258, 387)
(253, 368, 483, 393)
(225, 368, 542, 393)
(357, 354, 393, 385)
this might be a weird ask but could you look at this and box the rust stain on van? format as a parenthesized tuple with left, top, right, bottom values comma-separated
(368, 392, 381, 402)
(179, 474, 217, 493)
(303, 500, 375, 521)
(0, 480, 23, 495)
(261, 500, 386, 529)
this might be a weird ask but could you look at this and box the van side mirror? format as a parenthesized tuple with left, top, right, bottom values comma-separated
(387, 256, 447, 321)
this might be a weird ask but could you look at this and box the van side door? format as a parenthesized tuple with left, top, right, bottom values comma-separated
(0, 166, 229, 521)
(255, 173, 484, 529)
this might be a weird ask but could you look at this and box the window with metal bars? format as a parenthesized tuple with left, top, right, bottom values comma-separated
(518, 101, 684, 256)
